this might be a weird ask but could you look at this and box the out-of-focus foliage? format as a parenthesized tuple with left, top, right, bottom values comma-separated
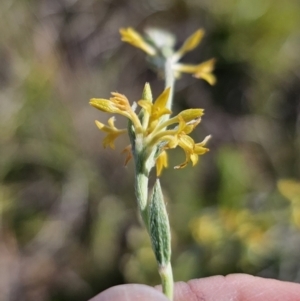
(1, 0, 300, 300)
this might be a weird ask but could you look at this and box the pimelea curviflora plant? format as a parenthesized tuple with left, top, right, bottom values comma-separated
(89, 27, 215, 300)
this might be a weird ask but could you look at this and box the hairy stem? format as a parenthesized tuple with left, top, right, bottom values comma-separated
(159, 263, 174, 300)
(164, 58, 175, 111)
(158, 55, 175, 300)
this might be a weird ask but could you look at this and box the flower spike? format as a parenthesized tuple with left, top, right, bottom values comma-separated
(91, 26, 215, 300)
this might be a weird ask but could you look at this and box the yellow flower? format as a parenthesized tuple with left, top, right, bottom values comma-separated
(120, 27, 216, 85)
(174, 134, 211, 169)
(95, 117, 126, 149)
(119, 27, 157, 56)
(173, 59, 217, 85)
(90, 84, 210, 175)
(90, 92, 143, 133)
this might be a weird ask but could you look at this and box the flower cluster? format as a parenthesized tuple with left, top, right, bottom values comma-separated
(120, 27, 216, 85)
(90, 84, 210, 176)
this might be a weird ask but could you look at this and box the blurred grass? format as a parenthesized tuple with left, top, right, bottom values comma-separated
(1, 0, 300, 300)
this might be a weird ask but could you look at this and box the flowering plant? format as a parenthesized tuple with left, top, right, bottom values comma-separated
(90, 27, 215, 300)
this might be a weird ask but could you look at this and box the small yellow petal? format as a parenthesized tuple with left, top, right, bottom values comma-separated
(90, 98, 119, 114)
(174, 29, 205, 59)
(173, 63, 198, 73)
(101, 92, 143, 132)
(144, 87, 172, 132)
(154, 87, 171, 110)
(95, 120, 105, 130)
(107, 117, 116, 128)
(110, 93, 132, 112)
(174, 59, 216, 85)
(178, 134, 195, 152)
(156, 151, 168, 176)
(195, 58, 215, 73)
(103, 135, 116, 149)
(178, 109, 204, 122)
(94, 119, 127, 149)
(195, 135, 211, 148)
(194, 73, 217, 85)
(164, 135, 179, 149)
(193, 59, 217, 85)
(194, 146, 209, 155)
(190, 153, 199, 166)
(138, 100, 152, 114)
(182, 118, 201, 134)
(120, 27, 157, 56)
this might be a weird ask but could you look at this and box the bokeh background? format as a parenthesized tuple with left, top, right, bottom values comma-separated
(1, 0, 300, 300)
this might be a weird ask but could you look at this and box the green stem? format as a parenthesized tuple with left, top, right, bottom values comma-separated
(159, 263, 174, 300)
(159, 57, 176, 126)
(135, 53, 175, 300)
(158, 56, 175, 301)
(164, 57, 175, 111)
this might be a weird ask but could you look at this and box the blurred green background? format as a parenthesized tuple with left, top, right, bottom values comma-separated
(1, 0, 300, 300)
